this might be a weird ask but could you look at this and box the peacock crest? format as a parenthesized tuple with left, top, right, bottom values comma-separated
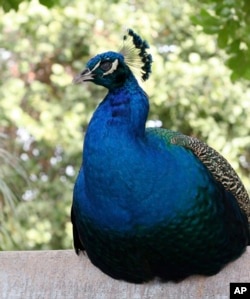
(120, 29, 153, 81)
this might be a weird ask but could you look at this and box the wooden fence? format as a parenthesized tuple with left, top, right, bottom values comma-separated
(0, 248, 249, 298)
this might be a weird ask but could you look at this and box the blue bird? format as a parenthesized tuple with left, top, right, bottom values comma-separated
(71, 29, 250, 283)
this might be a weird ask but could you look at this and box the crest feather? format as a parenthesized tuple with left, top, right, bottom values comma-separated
(120, 29, 153, 81)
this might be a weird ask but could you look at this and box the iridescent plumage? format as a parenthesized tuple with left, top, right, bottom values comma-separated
(71, 29, 249, 283)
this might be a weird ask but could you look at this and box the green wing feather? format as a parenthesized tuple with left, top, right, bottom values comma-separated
(147, 128, 250, 223)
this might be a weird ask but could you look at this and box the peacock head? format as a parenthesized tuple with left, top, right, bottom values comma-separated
(73, 29, 153, 90)
(73, 51, 131, 89)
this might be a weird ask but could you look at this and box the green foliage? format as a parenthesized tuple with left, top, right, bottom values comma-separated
(0, 0, 24, 12)
(0, 133, 28, 250)
(0, 0, 59, 11)
(192, 0, 250, 80)
(0, 0, 250, 250)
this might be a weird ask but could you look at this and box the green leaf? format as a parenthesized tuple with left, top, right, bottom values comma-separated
(228, 39, 240, 53)
(217, 27, 229, 48)
(191, 8, 221, 34)
(193, 8, 221, 26)
(39, 0, 58, 8)
(226, 50, 250, 80)
(1, 0, 23, 11)
(0, 0, 59, 11)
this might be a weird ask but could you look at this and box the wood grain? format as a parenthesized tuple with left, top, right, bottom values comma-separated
(0, 248, 249, 299)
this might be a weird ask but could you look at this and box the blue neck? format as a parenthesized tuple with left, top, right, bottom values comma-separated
(82, 74, 149, 213)
(87, 74, 149, 139)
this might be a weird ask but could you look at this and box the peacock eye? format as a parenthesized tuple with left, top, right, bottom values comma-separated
(100, 61, 112, 71)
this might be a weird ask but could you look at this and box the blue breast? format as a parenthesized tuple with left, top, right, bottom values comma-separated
(72, 73, 249, 283)
(74, 97, 220, 231)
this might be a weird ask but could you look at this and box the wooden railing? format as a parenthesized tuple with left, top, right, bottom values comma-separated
(0, 248, 249, 298)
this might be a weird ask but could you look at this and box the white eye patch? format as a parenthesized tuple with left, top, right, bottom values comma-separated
(90, 61, 101, 72)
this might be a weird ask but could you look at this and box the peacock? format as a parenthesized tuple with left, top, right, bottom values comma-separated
(71, 29, 250, 283)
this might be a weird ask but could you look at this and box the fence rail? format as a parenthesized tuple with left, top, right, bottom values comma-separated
(0, 248, 249, 298)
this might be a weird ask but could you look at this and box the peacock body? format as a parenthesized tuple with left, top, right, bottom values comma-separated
(71, 29, 250, 283)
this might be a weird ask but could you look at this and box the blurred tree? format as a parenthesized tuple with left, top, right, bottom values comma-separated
(0, 0, 249, 250)
(191, 0, 250, 81)
(0, 133, 28, 250)
(0, 0, 59, 11)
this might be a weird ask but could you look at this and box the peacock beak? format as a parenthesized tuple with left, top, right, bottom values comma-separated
(73, 68, 94, 84)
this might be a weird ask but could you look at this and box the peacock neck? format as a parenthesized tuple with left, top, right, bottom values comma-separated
(82, 75, 150, 205)
(90, 74, 149, 139)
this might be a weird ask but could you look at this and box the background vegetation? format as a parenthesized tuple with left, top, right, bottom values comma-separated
(1, 0, 250, 250)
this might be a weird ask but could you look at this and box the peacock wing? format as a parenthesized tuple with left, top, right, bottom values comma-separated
(146, 127, 250, 224)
